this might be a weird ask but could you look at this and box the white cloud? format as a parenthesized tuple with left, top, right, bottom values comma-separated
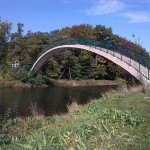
(86, 0, 125, 16)
(85, 0, 150, 24)
(122, 12, 150, 23)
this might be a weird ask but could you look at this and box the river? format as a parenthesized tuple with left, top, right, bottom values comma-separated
(0, 85, 117, 117)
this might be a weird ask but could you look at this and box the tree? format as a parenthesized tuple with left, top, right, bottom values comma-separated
(17, 23, 24, 36)
(0, 18, 12, 43)
(95, 25, 113, 41)
(0, 18, 12, 64)
(106, 61, 120, 80)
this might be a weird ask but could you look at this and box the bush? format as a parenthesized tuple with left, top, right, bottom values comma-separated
(0, 109, 13, 145)
(28, 74, 46, 86)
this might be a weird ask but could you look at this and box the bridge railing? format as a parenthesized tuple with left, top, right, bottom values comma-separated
(38, 38, 150, 69)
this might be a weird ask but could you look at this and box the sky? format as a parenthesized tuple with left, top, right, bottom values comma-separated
(0, 0, 150, 52)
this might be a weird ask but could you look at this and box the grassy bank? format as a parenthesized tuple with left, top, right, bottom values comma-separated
(49, 79, 118, 87)
(0, 88, 150, 149)
(0, 76, 118, 88)
(0, 76, 119, 88)
(0, 77, 31, 88)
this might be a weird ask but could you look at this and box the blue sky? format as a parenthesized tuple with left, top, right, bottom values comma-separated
(0, 0, 150, 52)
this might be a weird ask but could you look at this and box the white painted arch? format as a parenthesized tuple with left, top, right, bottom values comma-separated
(30, 44, 150, 86)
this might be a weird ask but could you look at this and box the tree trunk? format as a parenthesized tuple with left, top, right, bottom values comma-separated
(59, 69, 65, 79)
(95, 54, 98, 65)
(69, 66, 72, 80)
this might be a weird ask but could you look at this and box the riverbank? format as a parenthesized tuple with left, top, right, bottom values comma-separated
(1, 87, 149, 149)
(49, 79, 119, 87)
(0, 77, 31, 88)
(0, 76, 120, 88)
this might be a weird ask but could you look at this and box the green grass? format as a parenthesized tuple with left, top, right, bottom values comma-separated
(0, 89, 150, 150)
(0, 76, 31, 88)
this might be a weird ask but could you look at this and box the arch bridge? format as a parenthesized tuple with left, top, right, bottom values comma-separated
(30, 38, 150, 86)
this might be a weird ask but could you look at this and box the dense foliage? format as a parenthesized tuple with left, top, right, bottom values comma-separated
(0, 18, 147, 86)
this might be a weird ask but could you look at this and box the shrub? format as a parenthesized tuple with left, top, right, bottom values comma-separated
(0, 109, 13, 145)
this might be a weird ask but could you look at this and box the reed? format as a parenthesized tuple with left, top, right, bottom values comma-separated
(29, 102, 45, 120)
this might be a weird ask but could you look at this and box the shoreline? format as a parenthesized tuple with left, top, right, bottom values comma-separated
(49, 79, 119, 87)
(0, 78, 120, 88)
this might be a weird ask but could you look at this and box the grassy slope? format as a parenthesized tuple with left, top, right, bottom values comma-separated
(0, 76, 31, 88)
(49, 79, 118, 87)
(1, 89, 150, 150)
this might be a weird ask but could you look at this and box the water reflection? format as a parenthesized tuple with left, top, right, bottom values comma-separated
(0, 85, 117, 117)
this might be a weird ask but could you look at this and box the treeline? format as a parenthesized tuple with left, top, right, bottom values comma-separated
(0, 18, 147, 86)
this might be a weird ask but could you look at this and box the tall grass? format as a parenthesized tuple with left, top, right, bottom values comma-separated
(29, 102, 45, 120)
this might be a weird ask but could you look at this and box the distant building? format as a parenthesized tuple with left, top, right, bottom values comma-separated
(12, 60, 20, 68)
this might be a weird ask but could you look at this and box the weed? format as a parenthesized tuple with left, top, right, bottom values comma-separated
(29, 102, 45, 120)
(67, 101, 79, 113)
(0, 108, 13, 145)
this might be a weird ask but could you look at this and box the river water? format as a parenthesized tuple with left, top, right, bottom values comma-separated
(0, 85, 117, 117)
